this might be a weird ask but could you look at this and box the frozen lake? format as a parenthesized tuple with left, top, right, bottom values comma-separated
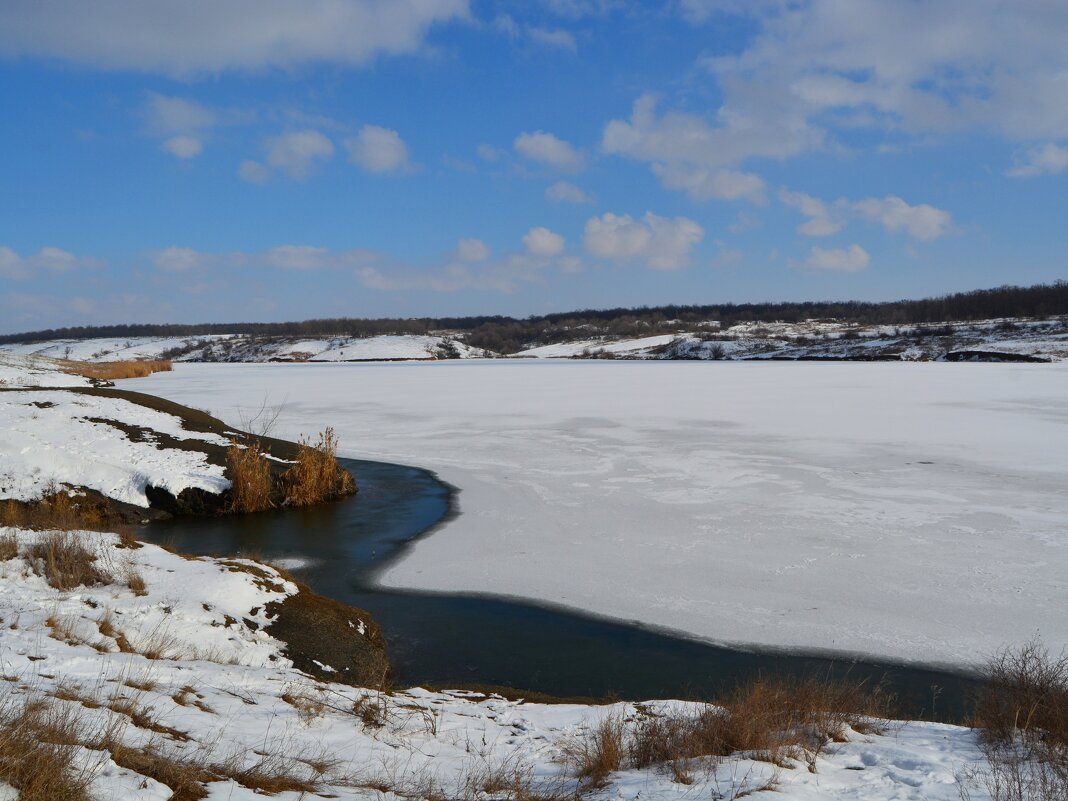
(127, 360, 1068, 669)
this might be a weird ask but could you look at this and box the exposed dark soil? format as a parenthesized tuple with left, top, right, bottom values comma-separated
(265, 577, 388, 686)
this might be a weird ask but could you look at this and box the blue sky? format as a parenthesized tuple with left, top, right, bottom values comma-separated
(1, 0, 1066, 333)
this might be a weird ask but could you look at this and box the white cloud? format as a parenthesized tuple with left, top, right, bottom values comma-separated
(0, 245, 97, 279)
(265, 245, 330, 270)
(852, 196, 951, 241)
(514, 130, 585, 171)
(238, 160, 269, 184)
(523, 227, 566, 257)
(264, 130, 334, 180)
(0, 246, 23, 279)
(345, 125, 413, 174)
(455, 238, 491, 262)
(778, 189, 844, 237)
(545, 181, 593, 204)
(704, 0, 1068, 143)
(145, 93, 215, 136)
(604, 93, 819, 171)
(144, 93, 217, 159)
(162, 135, 203, 159)
(1007, 143, 1068, 177)
(804, 244, 871, 272)
(528, 27, 577, 52)
(0, 1, 469, 74)
(610, 2, 1068, 194)
(151, 246, 207, 271)
(653, 163, 766, 204)
(780, 189, 951, 241)
(584, 212, 704, 271)
(477, 143, 503, 162)
(544, 0, 621, 17)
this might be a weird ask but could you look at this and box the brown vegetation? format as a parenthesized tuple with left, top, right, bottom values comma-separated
(59, 359, 172, 381)
(225, 427, 355, 514)
(0, 697, 99, 801)
(226, 440, 274, 513)
(563, 674, 888, 786)
(29, 531, 110, 590)
(282, 427, 356, 507)
(964, 640, 1068, 801)
(0, 485, 113, 532)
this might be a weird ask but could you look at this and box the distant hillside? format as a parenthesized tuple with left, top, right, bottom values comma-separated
(3, 280, 1066, 355)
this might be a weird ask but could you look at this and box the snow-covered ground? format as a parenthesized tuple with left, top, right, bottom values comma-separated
(515, 334, 678, 358)
(0, 527, 1001, 800)
(0, 354, 231, 506)
(126, 360, 1068, 670)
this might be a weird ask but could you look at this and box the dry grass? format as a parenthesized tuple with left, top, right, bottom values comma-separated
(29, 531, 111, 590)
(59, 359, 172, 381)
(0, 485, 112, 532)
(564, 674, 887, 786)
(282, 427, 356, 507)
(124, 565, 148, 596)
(100, 737, 212, 801)
(0, 696, 101, 800)
(0, 532, 18, 561)
(226, 440, 274, 513)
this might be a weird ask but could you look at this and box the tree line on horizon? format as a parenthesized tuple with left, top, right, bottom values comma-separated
(3, 280, 1066, 354)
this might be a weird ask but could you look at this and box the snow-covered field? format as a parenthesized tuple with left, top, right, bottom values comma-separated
(126, 360, 1068, 670)
(0, 354, 231, 507)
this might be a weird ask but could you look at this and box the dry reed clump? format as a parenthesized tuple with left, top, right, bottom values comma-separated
(226, 440, 274, 513)
(0, 696, 101, 801)
(58, 359, 172, 381)
(0, 485, 111, 532)
(564, 674, 888, 786)
(282, 427, 355, 507)
(29, 531, 111, 590)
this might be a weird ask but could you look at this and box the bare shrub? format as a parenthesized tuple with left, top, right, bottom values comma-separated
(283, 427, 355, 507)
(226, 440, 273, 513)
(29, 531, 110, 590)
(975, 640, 1068, 748)
(962, 640, 1068, 801)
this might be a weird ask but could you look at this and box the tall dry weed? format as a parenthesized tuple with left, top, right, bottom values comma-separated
(226, 440, 274, 513)
(283, 427, 355, 507)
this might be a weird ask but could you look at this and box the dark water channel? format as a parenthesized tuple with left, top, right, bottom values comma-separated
(140, 458, 980, 722)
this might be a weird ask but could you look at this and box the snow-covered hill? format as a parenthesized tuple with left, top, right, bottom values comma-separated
(2, 333, 486, 363)
(6, 315, 1067, 364)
